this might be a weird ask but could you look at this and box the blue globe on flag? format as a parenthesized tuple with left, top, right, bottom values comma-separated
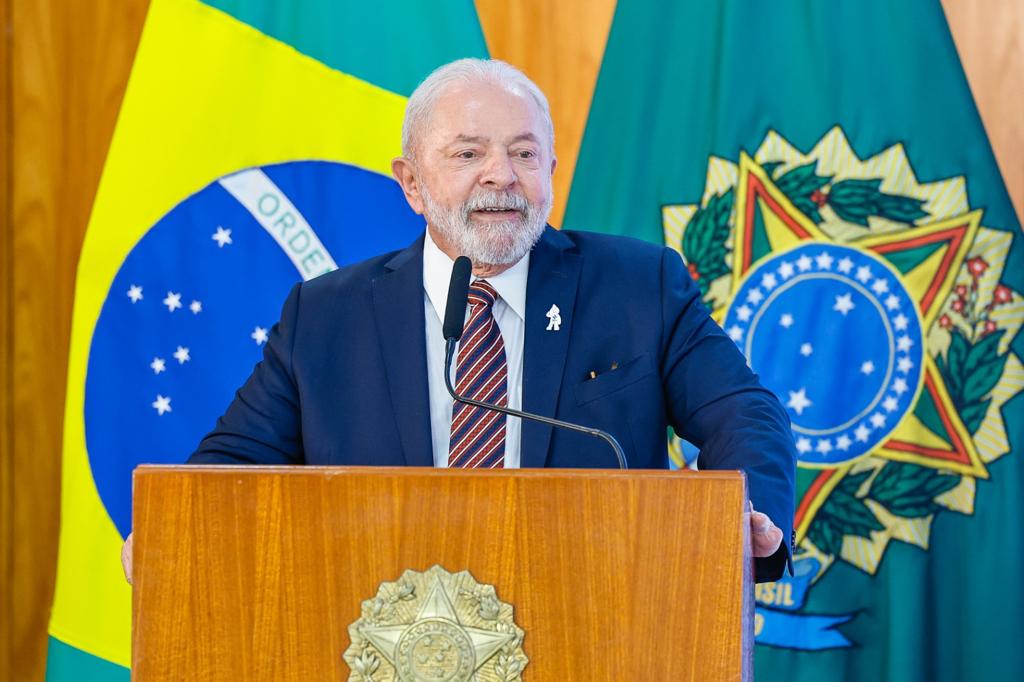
(84, 161, 425, 538)
(723, 242, 924, 465)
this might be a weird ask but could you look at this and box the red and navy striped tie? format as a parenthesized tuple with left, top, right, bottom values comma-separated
(448, 280, 507, 468)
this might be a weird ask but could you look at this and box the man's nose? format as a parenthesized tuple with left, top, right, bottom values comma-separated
(480, 153, 517, 189)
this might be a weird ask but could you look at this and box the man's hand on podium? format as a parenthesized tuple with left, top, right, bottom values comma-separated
(122, 532, 133, 585)
(749, 503, 784, 558)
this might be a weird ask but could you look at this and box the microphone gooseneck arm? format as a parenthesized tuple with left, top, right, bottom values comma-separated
(444, 339, 628, 469)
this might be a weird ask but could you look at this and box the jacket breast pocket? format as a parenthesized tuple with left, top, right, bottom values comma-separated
(573, 353, 655, 406)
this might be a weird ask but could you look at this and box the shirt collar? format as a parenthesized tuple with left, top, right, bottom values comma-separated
(423, 229, 529, 322)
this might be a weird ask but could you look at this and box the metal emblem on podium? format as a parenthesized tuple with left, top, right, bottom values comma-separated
(344, 565, 528, 681)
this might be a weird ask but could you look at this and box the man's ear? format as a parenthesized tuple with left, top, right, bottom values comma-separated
(391, 157, 425, 215)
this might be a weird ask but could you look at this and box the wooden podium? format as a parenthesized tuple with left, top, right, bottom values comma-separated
(132, 466, 753, 680)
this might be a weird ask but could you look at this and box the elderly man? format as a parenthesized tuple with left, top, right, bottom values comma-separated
(123, 58, 795, 581)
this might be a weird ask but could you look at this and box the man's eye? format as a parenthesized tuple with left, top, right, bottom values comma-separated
(516, 150, 536, 159)
(456, 150, 476, 159)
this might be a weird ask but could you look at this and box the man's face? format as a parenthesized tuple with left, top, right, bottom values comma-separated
(394, 81, 556, 267)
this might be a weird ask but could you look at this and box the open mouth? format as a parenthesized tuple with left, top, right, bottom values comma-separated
(470, 207, 522, 220)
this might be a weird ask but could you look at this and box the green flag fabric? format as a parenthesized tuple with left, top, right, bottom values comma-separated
(566, 1, 1023, 680)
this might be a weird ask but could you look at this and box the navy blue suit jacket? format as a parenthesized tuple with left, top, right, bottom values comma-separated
(190, 227, 796, 580)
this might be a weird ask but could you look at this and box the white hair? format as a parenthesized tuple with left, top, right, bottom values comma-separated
(401, 58, 554, 159)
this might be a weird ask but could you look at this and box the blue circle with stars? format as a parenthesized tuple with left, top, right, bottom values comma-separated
(722, 242, 924, 465)
(84, 161, 426, 538)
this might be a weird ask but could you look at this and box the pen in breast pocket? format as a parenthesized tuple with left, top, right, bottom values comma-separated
(587, 361, 619, 380)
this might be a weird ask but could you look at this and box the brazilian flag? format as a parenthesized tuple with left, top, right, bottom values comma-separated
(47, 0, 488, 677)
(566, 0, 1023, 680)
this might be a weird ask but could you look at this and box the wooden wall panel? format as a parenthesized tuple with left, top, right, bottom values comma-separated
(9, 0, 67, 671)
(943, 0, 1024, 226)
(2, 0, 13, 677)
(6, 0, 150, 680)
(1, 1, 1020, 680)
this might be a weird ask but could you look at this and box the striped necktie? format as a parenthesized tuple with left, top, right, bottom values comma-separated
(448, 280, 507, 468)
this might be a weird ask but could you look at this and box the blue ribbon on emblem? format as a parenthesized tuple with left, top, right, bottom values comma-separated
(754, 557, 855, 650)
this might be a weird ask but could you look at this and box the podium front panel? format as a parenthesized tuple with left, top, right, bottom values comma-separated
(133, 466, 752, 680)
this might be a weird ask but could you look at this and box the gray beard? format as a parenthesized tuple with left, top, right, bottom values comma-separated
(420, 185, 551, 266)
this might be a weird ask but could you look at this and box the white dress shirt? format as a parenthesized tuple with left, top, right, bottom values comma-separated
(423, 231, 528, 468)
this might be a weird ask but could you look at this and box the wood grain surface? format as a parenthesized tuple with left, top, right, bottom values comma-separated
(1, 0, 12, 673)
(943, 0, 1024, 224)
(3, 0, 151, 679)
(133, 467, 752, 681)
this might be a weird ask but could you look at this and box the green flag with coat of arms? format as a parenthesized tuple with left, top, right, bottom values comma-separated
(565, 1, 1024, 679)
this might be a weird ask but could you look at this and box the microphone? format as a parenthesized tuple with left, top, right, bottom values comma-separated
(443, 256, 473, 341)
(442, 257, 628, 469)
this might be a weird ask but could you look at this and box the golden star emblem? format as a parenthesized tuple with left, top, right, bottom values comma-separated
(361, 578, 513, 681)
(345, 566, 527, 681)
(662, 127, 1023, 575)
(727, 149, 986, 543)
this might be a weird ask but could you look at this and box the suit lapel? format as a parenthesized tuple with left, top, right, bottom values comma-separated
(371, 236, 434, 467)
(521, 228, 580, 468)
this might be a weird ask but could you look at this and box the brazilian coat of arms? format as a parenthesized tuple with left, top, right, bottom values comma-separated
(344, 565, 528, 681)
(663, 127, 1022, 649)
